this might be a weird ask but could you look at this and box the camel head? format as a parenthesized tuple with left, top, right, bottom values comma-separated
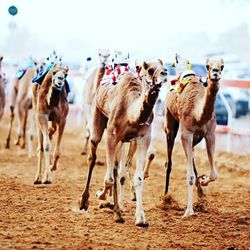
(142, 59, 168, 86)
(51, 65, 69, 91)
(0, 55, 3, 70)
(206, 58, 224, 82)
(98, 49, 110, 65)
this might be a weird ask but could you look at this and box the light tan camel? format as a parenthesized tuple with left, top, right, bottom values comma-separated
(79, 60, 168, 227)
(0, 55, 6, 122)
(5, 60, 43, 157)
(81, 49, 110, 155)
(164, 58, 224, 217)
(32, 65, 69, 184)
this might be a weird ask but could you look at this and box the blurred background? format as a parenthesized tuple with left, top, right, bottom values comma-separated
(1, 0, 250, 153)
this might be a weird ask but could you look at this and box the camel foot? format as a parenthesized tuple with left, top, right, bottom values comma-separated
(136, 222, 149, 228)
(43, 180, 52, 184)
(197, 175, 209, 186)
(78, 192, 89, 211)
(5, 142, 10, 149)
(34, 180, 42, 185)
(99, 202, 114, 209)
(183, 208, 195, 217)
(196, 178, 206, 197)
(114, 213, 125, 223)
(144, 171, 149, 179)
(81, 151, 87, 155)
(50, 165, 57, 172)
(96, 187, 111, 201)
(96, 160, 104, 166)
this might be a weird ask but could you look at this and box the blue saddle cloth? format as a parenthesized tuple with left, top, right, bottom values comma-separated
(16, 70, 26, 80)
(32, 64, 70, 93)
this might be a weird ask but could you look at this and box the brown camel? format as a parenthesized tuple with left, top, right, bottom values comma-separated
(164, 58, 224, 217)
(5, 59, 44, 157)
(0, 55, 6, 122)
(81, 49, 110, 155)
(79, 59, 168, 227)
(32, 65, 69, 184)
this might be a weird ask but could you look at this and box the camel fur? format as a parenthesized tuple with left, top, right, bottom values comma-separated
(0, 55, 6, 122)
(164, 58, 224, 217)
(79, 59, 168, 227)
(32, 65, 69, 184)
(81, 49, 110, 155)
(5, 59, 45, 157)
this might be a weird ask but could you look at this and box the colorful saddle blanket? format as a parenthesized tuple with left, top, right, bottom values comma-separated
(32, 64, 70, 93)
(101, 64, 130, 85)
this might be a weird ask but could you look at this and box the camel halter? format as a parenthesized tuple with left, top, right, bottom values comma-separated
(144, 66, 163, 87)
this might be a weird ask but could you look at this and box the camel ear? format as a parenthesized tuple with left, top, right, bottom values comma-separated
(65, 66, 69, 73)
(220, 59, 224, 71)
(158, 59, 163, 65)
(143, 61, 149, 70)
(206, 58, 210, 71)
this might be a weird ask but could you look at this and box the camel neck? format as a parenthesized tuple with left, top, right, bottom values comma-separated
(136, 82, 161, 126)
(197, 78, 219, 126)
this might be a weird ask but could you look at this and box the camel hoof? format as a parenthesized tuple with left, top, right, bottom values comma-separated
(183, 208, 195, 217)
(50, 165, 57, 172)
(5, 143, 10, 149)
(34, 180, 42, 185)
(99, 202, 114, 209)
(78, 194, 89, 211)
(136, 222, 149, 228)
(131, 192, 136, 201)
(81, 151, 87, 155)
(96, 161, 104, 166)
(43, 180, 52, 184)
(114, 214, 125, 224)
(198, 175, 209, 186)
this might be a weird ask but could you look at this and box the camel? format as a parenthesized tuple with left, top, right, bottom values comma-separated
(164, 58, 224, 217)
(81, 49, 110, 155)
(32, 64, 69, 184)
(0, 55, 6, 123)
(5, 58, 45, 157)
(79, 59, 168, 227)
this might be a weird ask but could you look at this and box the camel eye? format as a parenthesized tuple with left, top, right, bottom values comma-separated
(148, 68, 155, 76)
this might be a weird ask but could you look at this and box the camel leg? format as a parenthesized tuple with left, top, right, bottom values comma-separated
(20, 109, 28, 149)
(6, 79, 18, 148)
(200, 132, 218, 186)
(81, 128, 90, 155)
(164, 112, 179, 194)
(118, 143, 127, 211)
(36, 114, 51, 184)
(192, 135, 206, 197)
(125, 141, 137, 201)
(79, 107, 107, 210)
(134, 134, 150, 227)
(5, 106, 15, 149)
(81, 104, 91, 155)
(181, 128, 195, 217)
(28, 109, 35, 158)
(34, 130, 44, 184)
(143, 144, 155, 179)
(50, 119, 66, 171)
(113, 166, 125, 223)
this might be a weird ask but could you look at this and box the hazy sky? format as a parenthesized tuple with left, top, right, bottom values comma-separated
(0, 0, 250, 62)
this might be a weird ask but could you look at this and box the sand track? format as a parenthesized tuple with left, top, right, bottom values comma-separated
(0, 114, 250, 249)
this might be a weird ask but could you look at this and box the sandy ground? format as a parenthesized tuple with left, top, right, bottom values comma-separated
(0, 112, 250, 250)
